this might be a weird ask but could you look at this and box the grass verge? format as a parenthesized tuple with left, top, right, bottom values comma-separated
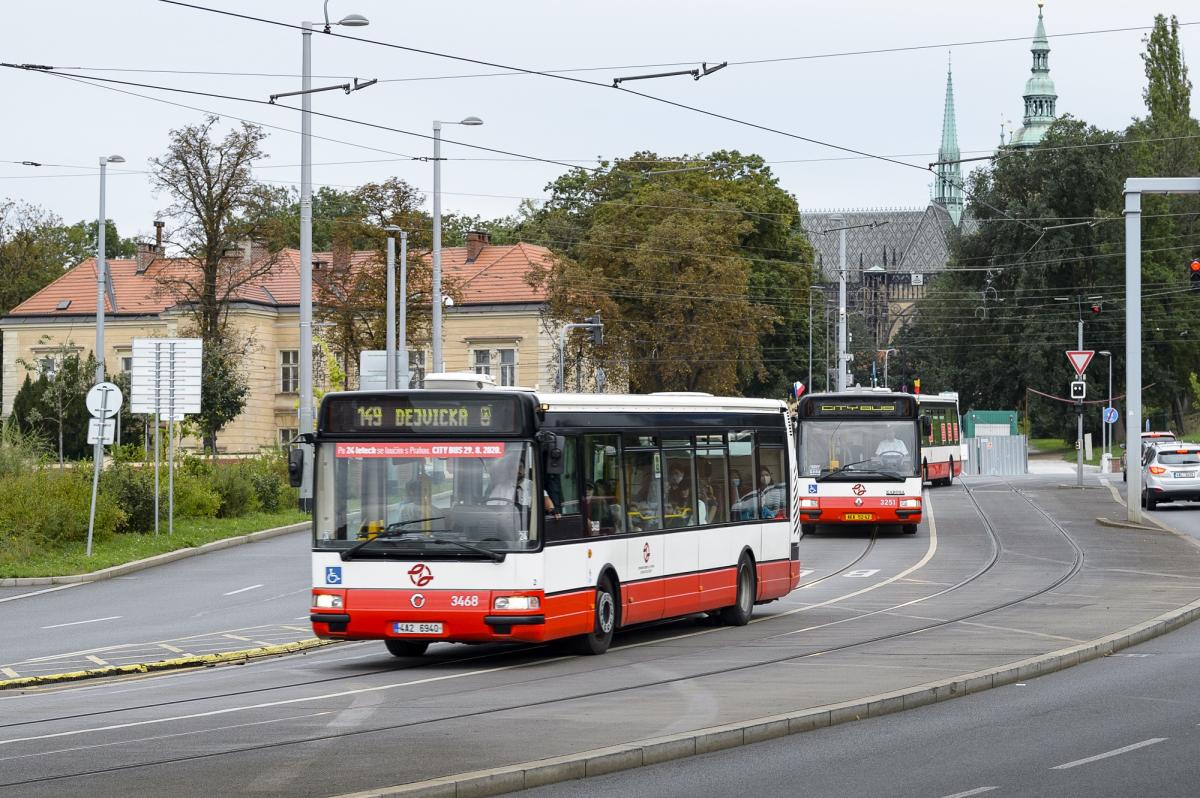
(0, 509, 308, 579)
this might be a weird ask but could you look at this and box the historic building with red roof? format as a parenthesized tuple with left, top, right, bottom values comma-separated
(0, 231, 558, 452)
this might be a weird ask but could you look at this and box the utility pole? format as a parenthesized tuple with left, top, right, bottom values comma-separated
(836, 217, 848, 391)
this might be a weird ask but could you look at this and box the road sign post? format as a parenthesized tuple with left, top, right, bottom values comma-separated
(84, 382, 122, 557)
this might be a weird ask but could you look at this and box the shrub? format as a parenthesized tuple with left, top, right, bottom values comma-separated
(101, 463, 156, 532)
(211, 463, 261, 518)
(172, 470, 221, 519)
(0, 419, 48, 479)
(0, 468, 124, 546)
(243, 451, 292, 512)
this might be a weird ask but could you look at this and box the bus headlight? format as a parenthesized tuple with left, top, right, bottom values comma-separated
(494, 595, 540, 610)
(900, 499, 922, 509)
(314, 594, 343, 609)
(799, 498, 819, 509)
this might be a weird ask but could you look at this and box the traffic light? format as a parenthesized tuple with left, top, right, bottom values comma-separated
(1070, 380, 1087, 400)
(913, 378, 921, 395)
(1090, 302, 1102, 315)
(586, 313, 603, 346)
(1191, 260, 1200, 292)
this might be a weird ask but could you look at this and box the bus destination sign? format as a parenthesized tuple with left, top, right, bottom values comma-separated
(800, 397, 915, 418)
(323, 395, 522, 434)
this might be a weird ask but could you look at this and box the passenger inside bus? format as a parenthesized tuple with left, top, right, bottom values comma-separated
(587, 478, 624, 534)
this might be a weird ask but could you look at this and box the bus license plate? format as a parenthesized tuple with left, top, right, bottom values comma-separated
(844, 513, 874, 521)
(393, 622, 442, 635)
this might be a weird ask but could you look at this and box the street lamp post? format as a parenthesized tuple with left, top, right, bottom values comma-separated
(1099, 350, 1113, 462)
(881, 348, 897, 390)
(87, 153, 124, 558)
(807, 285, 823, 395)
(431, 116, 483, 374)
(383, 226, 409, 389)
(297, 5, 368, 502)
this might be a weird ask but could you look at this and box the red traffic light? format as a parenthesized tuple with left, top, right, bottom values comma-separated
(1192, 260, 1200, 292)
(1090, 303, 1102, 314)
(1191, 260, 1200, 272)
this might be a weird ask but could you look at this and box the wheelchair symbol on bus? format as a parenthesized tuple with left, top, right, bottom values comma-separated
(807, 484, 818, 494)
(325, 566, 342, 585)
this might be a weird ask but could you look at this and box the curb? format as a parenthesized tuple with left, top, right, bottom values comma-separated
(1096, 517, 1163, 532)
(0, 638, 335, 691)
(0, 521, 310, 587)
(332, 596, 1200, 798)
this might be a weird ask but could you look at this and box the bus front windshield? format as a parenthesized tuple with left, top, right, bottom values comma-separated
(799, 420, 918, 480)
(314, 440, 538, 553)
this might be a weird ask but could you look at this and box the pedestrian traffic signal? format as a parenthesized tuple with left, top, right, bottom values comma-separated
(1190, 260, 1200, 292)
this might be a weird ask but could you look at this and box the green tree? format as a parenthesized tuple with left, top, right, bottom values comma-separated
(521, 151, 814, 395)
(0, 200, 72, 317)
(13, 343, 94, 465)
(61, 219, 138, 265)
(150, 116, 277, 450)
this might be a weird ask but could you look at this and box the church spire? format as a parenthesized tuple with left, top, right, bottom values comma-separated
(934, 53, 963, 226)
(1010, 0, 1058, 149)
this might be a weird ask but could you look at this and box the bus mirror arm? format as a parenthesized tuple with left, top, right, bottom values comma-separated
(920, 415, 932, 437)
(536, 430, 566, 475)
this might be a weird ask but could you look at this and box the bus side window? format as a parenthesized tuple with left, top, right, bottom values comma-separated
(550, 437, 579, 514)
(584, 434, 624, 536)
(729, 430, 756, 521)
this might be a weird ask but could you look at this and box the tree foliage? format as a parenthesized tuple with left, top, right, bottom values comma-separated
(521, 151, 815, 395)
(0, 201, 72, 317)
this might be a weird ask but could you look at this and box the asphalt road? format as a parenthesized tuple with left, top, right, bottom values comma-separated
(0, 531, 314, 678)
(513, 593, 1200, 798)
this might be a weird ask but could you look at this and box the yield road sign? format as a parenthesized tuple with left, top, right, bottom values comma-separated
(85, 382, 123, 418)
(1066, 350, 1095, 377)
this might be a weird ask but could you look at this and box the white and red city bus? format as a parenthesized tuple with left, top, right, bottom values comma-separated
(916, 391, 964, 486)
(302, 388, 801, 657)
(794, 390, 927, 535)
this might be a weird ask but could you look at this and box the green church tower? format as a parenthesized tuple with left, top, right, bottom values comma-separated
(934, 55, 963, 226)
(1010, 0, 1057, 149)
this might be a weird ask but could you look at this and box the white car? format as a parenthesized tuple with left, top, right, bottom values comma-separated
(1123, 431, 1176, 482)
(1141, 444, 1200, 510)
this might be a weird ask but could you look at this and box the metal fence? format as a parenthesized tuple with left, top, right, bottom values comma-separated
(963, 435, 1028, 476)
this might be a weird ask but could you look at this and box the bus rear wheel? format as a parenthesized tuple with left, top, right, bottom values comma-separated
(570, 577, 617, 655)
(385, 639, 429, 658)
(720, 555, 756, 626)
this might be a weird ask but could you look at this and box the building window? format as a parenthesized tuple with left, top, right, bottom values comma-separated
(499, 348, 516, 386)
(408, 350, 426, 389)
(39, 357, 57, 378)
(280, 350, 299, 393)
(279, 428, 298, 447)
(473, 349, 492, 377)
(120, 356, 133, 373)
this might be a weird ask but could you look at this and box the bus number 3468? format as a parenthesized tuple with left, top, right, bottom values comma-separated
(450, 595, 480, 607)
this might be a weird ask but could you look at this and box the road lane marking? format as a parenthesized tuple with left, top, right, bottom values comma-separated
(223, 634, 253, 641)
(1051, 738, 1167, 770)
(0, 584, 81, 604)
(0, 669, 16, 679)
(40, 616, 121, 629)
(0, 712, 332, 763)
(85, 656, 108, 666)
(0, 655, 575, 746)
(941, 788, 998, 798)
(223, 584, 264, 596)
(159, 644, 184, 654)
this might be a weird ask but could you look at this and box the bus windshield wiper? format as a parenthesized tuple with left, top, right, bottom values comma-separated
(816, 459, 874, 481)
(340, 518, 445, 560)
(341, 522, 505, 563)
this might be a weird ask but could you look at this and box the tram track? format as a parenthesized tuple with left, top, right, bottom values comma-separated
(0, 481, 1096, 791)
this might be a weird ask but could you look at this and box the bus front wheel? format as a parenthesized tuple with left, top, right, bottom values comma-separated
(385, 639, 429, 658)
(570, 577, 617, 655)
(720, 554, 756, 626)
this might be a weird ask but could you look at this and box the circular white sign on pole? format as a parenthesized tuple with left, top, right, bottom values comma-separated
(86, 382, 123, 418)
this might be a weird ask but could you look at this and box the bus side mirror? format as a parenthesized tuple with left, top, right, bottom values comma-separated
(537, 431, 566, 475)
(920, 416, 932, 437)
(287, 447, 305, 487)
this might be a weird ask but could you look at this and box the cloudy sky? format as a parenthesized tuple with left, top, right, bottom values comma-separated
(2, 0, 1197, 244)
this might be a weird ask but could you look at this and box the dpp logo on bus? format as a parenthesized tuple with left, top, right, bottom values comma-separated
(408, 563, 434, 587)
(324, 566, 342, 585)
